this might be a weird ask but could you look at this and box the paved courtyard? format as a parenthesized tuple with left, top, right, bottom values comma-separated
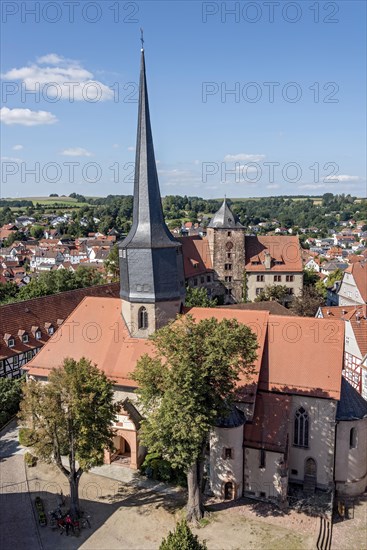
(1, 421, 366, 550)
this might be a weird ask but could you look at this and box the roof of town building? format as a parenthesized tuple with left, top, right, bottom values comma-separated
(0, 283, 119, 361)
(245, 236, 303, 273)
(177, 236, 213, 277)
(336, 377, 367, 420)
(319, 305, 367, 357)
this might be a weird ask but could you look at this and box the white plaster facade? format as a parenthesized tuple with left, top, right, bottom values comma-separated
(335, 418, 367, 496)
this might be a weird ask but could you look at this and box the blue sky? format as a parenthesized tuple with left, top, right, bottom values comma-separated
(1, 0, 366, 198)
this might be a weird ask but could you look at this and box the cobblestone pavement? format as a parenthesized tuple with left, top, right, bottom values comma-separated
(0, 421, 42, 550)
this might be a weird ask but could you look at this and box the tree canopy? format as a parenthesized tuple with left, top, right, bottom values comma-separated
(185, 286, 217, 308)
(133, 314, 258, 522)
(19, 358, 118, 518)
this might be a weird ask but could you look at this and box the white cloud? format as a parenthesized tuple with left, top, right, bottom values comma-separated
(60, 147, 93, 157)
(224, 153, 265, 162)
(0, 107, 57, 126)
(37, 53, 71, 65)
(298, 184, 327, 190)
(2, 54, 114, 102)
(1, 156, 22, 163)
(127, 146, 135, 151)
(112, 143, 119, 149)
(12, 144, 23, 150)
(324, 174, 360, 182)
(266, 184, 280, 189)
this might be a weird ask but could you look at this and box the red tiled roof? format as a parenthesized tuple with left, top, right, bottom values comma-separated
(177, 236, 213, 277)
(258, 315, 344, 399)
(25, 303, 344, 402)
(245, 236, 303, 272)
(319, 305, 367, 357)
(0, 283, 119, 360)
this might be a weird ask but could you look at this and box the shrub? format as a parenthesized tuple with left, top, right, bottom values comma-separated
(24, 452, 37, 467)
(19, 427, 36, 447)
(141, 452, 186, 486)
(160, 520, 207, 550)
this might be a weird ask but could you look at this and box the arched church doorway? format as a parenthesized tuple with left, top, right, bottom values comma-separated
(224, 481, 234, 500)
(112, 435, 131, 466)
(303, 457, 317, 494)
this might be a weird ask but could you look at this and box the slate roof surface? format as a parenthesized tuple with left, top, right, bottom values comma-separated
(208, 199, 244, 229)
(336, 377, 367, 420)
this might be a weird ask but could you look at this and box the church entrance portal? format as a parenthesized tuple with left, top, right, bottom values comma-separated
(111, 435, 131, 466)
(303, 457, 317, 494)
(224, 482, 234, 500)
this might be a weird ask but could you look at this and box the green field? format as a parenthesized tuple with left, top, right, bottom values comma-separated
(2, 196, 89, 207)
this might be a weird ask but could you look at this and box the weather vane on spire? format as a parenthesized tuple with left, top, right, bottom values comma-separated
(140, 28, 144, 50)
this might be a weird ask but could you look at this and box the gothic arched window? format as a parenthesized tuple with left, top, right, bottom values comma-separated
(138, 307, 148, 330)
(294, 407, 309, 447)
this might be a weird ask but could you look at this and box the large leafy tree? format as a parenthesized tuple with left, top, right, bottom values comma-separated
(254, 284, 288, 304)
(133, 315, 258, 522)
(185, 286, 217, 308)
(290, 285, 325, 317)
(19, 358, 118, 518)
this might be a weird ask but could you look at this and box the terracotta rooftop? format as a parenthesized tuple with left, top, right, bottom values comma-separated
(244, 392, 291, 452)
(177, 236, 213, 278)
(319, 305, 367, 357)
(0, 283, 119, 361)
(25, 303, 345, 402)
(221, 302, 293, 316)
(258, 314, 344, 400)
(245, 236, 303, 272)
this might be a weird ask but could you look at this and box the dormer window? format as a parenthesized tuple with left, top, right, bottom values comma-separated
(45, 322, 54, 335)
(35, 330, 42, 340)
(22, 333, 29, 343)
(4, 334, 15, 348)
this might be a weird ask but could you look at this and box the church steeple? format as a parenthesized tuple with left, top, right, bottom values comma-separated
(123, 47, 178, 249)
(119, 43, 185, 337)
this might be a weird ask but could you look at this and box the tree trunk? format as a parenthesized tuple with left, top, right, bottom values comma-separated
(186, 460, 204, 523)
(69, 472, 81, 520)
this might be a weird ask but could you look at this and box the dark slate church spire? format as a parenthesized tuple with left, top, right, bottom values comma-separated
(119, 42, 185, 335)
(122, 46, 178, 249)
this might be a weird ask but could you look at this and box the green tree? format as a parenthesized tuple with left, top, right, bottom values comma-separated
(290, 285, 325, 317)
(104, 245, 119, 281)
(0, 377, 24, 427)
(0, 281, 19, 304)
(133, 315, 258, 522)
(254, 284, 288, 304)
(160, 520, 207, 550)
(185, 287, 217, 308)
(30, 225, 44, 239)
(19, 358, 118, 519)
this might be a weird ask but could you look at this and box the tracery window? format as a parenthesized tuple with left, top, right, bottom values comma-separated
(294, 407, 309, 447)
(138, 306, 148, 330)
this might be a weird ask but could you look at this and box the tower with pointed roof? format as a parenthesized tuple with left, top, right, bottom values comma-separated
(206, 198, 245, 303)
(119, 46, 185, 337)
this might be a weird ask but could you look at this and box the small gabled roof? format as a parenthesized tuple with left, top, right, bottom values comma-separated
(337, 377, 367, 420)
(208, 198, 244, 229)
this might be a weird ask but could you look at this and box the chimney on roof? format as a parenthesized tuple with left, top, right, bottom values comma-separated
(264, 251, 271, 269)
(326, 309, 330, 316)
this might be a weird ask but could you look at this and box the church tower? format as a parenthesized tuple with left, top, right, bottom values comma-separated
(119, 45, 185, 337)
(206, 198, 245, 303)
